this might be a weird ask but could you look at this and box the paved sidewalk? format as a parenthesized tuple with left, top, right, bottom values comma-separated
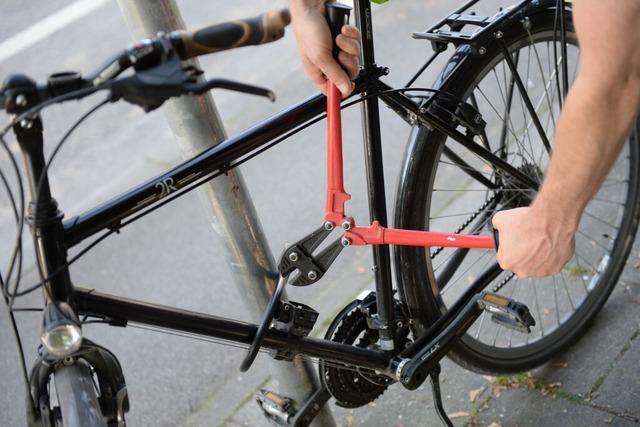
(199, 240, 640, 427)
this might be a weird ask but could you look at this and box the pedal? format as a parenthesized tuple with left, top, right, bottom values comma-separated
(256, 389, 295, 427)
(478, 292, 535, 333)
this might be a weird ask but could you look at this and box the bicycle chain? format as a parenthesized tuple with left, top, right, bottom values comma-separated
(430, 191, 500, 260)
(320, 307, 392, 408)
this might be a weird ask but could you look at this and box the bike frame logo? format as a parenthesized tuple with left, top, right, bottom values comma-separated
(155, 177, 177, 198)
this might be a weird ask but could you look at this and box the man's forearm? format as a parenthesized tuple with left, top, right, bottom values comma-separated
(531, 0, 640, 231)
(532, 72, 640, 230)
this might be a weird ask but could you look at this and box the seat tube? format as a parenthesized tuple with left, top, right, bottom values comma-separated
(14, 118, 73, 304)
(354, 0, 395, 350)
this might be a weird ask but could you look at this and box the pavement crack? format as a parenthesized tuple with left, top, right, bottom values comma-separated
(218, 375, 272, 427)
(586, 327, 640, 400)
(481, 370, 640, 425)
(464, 385, 493, 427)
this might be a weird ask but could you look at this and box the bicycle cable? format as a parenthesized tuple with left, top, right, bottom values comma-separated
(0, 86, 468, 394)
(0, 98, 111, 397)
(0, 134, 25, 300)
(11, 86, 470, 303)
(17, 98, 111, 311)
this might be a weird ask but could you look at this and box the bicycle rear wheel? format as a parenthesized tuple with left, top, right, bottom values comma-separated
(395, 4, 640, 373)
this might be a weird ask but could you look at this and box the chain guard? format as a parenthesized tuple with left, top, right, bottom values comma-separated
(319, 295, 405, 408)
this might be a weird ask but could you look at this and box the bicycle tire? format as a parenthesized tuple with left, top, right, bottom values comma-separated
(395, 2, 640, 374)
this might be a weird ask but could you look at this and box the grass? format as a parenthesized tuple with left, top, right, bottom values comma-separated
(564, 263, 591, 278)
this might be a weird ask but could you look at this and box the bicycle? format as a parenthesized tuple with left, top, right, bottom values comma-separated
(1, 0, 638, 426)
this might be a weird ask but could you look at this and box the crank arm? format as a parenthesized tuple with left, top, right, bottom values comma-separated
(391, 291, 535, 390)
(391, 293, 484, 390)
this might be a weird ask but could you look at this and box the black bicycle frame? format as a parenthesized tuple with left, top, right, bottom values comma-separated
(19, 0, 541, 372)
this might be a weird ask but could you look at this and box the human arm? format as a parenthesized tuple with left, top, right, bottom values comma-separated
(289, 0, 361, 96)
(492, 0, 640, 278)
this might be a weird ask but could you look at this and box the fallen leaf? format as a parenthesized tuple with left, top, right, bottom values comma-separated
(487, 423, 502, 427)
(447, 411, 470, 419)
(345, 414, 354, 427)
(541, 382, 562, 396)
(469, 387, 483, 402)
(491, 384, 507, 397)
(552, 362, 569, 369)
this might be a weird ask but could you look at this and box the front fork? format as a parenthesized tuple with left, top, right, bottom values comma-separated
(13, 116, 73, 304)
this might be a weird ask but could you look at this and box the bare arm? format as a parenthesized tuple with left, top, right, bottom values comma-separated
(492, 0, 640, 278)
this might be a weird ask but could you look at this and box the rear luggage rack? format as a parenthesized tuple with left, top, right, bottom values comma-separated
(412, 0, 532, 53)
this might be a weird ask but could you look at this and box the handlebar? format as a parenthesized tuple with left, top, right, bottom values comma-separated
(0, 8, 291, 113)
(170, 8, 291, 60)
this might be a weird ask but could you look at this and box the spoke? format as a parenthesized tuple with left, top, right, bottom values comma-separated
(433, 188, 531, 192)
(430, 205, 511, 220)
(591, 197, 625, 206)
(527, 28, 558, 130)
(498, 40, 553, 153)
(517, 44, 538, 163)
(445, 250, 493, 294)
(576, 229, 610, 252)
(442, 146, 497, 189)
(552, 275, 561, 326)
(497, 50, 519, 160)
(559, 0, 570, 97)
(572, 254, 590, 294)
(507, 274, 521, 348)
(475, 311, 487, 340)
(599, 179, 629, 189)
(518, 60, 564, 164)
(582, 210, 620, 230)
(492, 62, 538, 164)
(574, 251, 600, 273)
(531, 278, 544, 337)
(559, 270, 575, 311)
(476, 86, 530, 156)
(437, 160, 494, 176)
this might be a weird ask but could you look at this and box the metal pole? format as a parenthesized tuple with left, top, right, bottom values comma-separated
(115, 2, 335, 426)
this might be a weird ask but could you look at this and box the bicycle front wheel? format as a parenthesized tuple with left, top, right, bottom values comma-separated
(395, 4, 640, 373)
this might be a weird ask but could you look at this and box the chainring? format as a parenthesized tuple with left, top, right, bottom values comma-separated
(319, 296, 402, 408)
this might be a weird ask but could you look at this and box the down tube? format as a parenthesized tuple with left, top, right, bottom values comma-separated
(73, 287, 390, 370)
(63, 93, 327, 247)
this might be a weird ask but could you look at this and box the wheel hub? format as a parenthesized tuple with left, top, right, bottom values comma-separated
(500, 161, 543, 208)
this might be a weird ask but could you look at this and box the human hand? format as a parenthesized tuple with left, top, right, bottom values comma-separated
(290, 0, 361, 97)
(491, 205, 577, 278)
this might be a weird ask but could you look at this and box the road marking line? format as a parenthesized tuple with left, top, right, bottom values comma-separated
(0, 0, 110, 64)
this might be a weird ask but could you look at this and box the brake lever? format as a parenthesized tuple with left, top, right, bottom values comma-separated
(183, 78, 275, 102)
(109, 56, 276, 112)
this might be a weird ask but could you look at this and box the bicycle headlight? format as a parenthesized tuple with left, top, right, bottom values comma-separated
(41, 302, 82, 357)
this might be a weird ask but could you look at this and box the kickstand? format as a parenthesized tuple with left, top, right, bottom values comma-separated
(430, 364, 453, 427)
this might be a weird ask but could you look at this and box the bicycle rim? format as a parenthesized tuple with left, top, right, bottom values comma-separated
(399, 8, 640, 373)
